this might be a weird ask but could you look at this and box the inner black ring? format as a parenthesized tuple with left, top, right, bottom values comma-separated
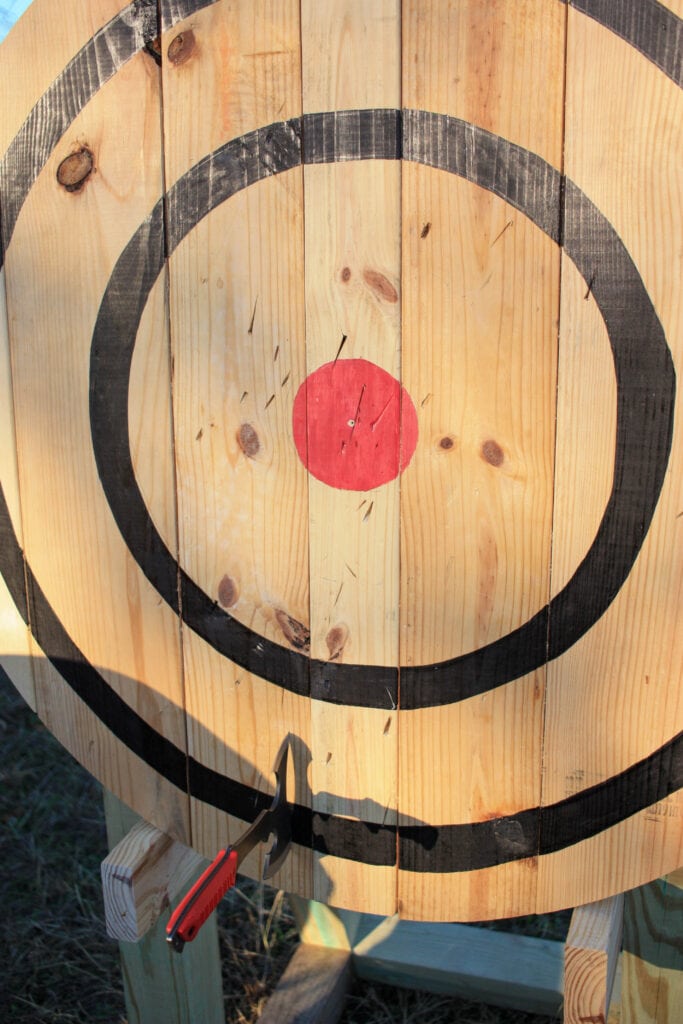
(90, 109, 676, 711)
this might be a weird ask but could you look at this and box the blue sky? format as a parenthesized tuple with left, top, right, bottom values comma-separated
(0, 1, 33, 43)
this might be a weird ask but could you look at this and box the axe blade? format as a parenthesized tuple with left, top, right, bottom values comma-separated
(234, 734, 292, 876)
(262, 735, 292, 878)
(166, 735, 293, 952)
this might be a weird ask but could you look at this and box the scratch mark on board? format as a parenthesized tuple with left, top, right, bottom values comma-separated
(248, 297, 258, 334)
(334, 332, 348, 363)
(349, 385, 366, 437)
(491, 219, 513, 247)
(244, 49, 288, 58)
(370, 395, 393, 431)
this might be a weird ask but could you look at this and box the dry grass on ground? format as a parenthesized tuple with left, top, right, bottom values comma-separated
(0, 671, 566, 1023)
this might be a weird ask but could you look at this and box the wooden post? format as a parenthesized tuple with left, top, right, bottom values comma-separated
(564, 893, 624, 1024)
(621, 869, 683, 1024)
(259, 945, 353, 1024)
(103, 791, 225, 1024)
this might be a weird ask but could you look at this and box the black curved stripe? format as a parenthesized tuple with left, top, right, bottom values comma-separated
(0, 0, 221, 266)
(0, 0, 681, 875)
(2, 0, 682, 265)
(402, 109, 562, 242)
(398, 114, 677, 708)
(571, 0, 683, 89)
(548, 180, 678, 661)
(0, 486, 28, 625)
(401, 729, 683, 872)
(89, 110, 675, 711)
(0, 1, 156, 259)
(160, 0, 220, 33)
(2, 469, 681, 872)
(0, 487, 187, 791)
(89, 124, 314, 702)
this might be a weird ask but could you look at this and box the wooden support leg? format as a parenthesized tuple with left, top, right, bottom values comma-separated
(288, 897, 565, 1017)
(258, 944, 353, 1024)
(564, 893, 624, 1024)
(270, 875, 683, 1024)
(102, 791, 225, 1024)
(620, 868, 683, 1024)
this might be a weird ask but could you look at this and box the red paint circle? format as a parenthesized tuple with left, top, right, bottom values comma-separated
(292, 359, 418, 491)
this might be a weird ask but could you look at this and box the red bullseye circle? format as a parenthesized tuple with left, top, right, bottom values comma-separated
(292, 358, 419, 491)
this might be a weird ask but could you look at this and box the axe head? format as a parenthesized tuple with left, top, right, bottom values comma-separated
(261, 735, 292, 879)
(232, 735, 293, 878)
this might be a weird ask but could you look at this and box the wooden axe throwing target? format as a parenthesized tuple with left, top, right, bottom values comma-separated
(0, 0, 681, 921)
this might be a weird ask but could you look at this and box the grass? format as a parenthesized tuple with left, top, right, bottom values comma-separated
(0, 671, 568, 1023)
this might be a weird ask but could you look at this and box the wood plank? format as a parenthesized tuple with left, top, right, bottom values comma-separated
(0, 0, 190, 838)
(0, 0, 134, 721)
(564, 894, 624, 1024)
(158, 0, 311, 895)
(259, 944, 353, 1024)
(290, 897, 564, 1017)
(104, 792, 225, 1024)
(0, 0, 126, 156)
(621, 870, 683, 1024)
(300, 0, 402, 915)
(353, 923, 564, 1016)
(102, 818, 205, 942)
(398, 0, 566, 921)
(538, 0, 683, 913)
(0, 261, 34, 709)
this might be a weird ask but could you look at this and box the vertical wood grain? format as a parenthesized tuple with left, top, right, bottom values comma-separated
(0, 1, 138, 716)
(0, 258, 34, 707)
(159, 0, 311, 896)
(398, 0, 565, 921)
(538, 0, 683, 913)
(103, 791, 225, 1024)
(0, 0, 680, 925)
(564, 894, 624, 1024)
(0, 0, 189, 838)
(301, 0, 402, 915)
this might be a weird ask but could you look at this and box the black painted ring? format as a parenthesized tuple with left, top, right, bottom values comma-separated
(90, 109, 675, 711)
(0, 0, 680, 872)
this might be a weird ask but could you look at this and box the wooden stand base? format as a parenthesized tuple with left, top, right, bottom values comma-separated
(102, 798, 683, 1023)
(103, 793, 224, 1024)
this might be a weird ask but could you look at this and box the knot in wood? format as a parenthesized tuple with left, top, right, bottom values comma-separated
(56, 148, 93, 192)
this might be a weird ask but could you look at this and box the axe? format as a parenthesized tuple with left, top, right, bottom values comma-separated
(166, 736, 292, 952)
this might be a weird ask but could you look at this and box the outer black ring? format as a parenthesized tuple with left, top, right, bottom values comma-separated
(0, 0, 681, 873)
(90, 109, 676, 711)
